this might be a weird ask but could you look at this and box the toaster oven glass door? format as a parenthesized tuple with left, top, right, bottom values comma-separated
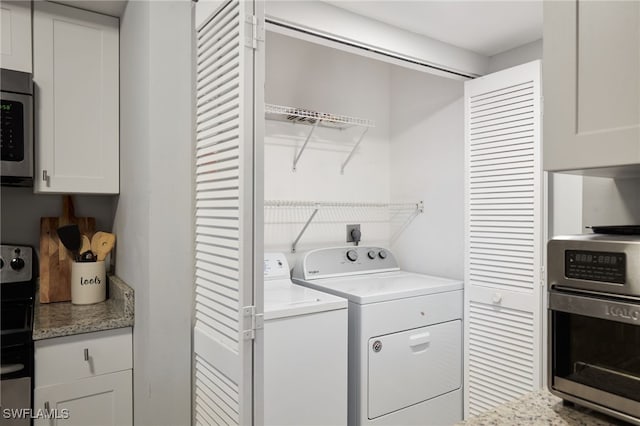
(550, 292, 640, 417)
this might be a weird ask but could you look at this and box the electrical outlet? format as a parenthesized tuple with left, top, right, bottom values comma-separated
(346, 224, 361, 243)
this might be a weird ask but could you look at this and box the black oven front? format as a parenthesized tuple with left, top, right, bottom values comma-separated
(1, 245, 36, 426)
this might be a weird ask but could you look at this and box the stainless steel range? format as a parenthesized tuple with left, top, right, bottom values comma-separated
(548, 233, 640, 424)
(1, 244, 36, 425)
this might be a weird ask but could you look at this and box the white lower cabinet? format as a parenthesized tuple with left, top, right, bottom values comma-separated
(33, 370, 132, 426)
(33, 328, 132, 426)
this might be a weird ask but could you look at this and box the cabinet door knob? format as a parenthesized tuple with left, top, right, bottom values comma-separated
(84, 348, 89, 361)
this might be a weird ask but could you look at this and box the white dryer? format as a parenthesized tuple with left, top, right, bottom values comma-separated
(292, 247, 463, 426)
(263, 253, 348, 426)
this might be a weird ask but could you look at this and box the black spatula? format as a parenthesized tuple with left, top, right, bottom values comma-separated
(57, 224, 82, 261)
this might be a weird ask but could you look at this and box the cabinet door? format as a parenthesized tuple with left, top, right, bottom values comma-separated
(543, 1, 640, 173)
(33, 370, 132, 426)
(0, 1, 32, 73)
(33, 2, 119, 194)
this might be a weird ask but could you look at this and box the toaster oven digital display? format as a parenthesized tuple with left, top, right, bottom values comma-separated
(565, 250, 626, 284)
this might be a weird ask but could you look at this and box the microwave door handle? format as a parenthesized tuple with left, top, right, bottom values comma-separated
(1, 363, 25, 376)
(549, 290, 640, 326)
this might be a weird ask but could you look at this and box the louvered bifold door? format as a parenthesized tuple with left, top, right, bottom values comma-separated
(193, 1, 264, 425)
(463, 60, 542, 418)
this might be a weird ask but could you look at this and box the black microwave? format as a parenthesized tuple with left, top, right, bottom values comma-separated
(1, 68, 33, 187)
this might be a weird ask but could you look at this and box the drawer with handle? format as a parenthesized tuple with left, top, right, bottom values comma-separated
(35, 327, 132, 387)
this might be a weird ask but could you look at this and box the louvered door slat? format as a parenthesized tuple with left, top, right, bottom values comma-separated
(464, 61, 542, 418)
(194, 1, 262, 425)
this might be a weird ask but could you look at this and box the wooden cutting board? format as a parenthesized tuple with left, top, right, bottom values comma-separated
(40, 196, 96, 303)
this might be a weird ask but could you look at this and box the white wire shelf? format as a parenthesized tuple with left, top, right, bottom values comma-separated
(265, 104, 376, 173)
(264, 200, 424, 252)
(265, 104, 375, 130)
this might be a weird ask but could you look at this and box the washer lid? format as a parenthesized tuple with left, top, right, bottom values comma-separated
(264, 280, 347, 320)
(293, 271, 463, 304)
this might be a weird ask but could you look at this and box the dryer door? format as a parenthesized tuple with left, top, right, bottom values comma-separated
(368, 320, 462, 419)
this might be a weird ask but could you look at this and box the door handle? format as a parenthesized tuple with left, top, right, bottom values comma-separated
(409, 332, 430, 354)
(1, 363, 25, 375)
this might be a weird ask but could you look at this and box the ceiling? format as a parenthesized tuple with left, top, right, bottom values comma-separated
(324, 1, 542, 57)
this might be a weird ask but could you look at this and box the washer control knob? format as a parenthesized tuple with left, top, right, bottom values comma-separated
(10, 257, 25, 271)
(367, 250, 376, 260)
(378, 250, 387, 260)
(346, 250, 358, 262)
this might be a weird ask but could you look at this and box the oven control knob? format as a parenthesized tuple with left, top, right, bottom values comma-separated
(10, 257, 25, 271)
(346, 250, 358, 262)
(378, 250, 387, 259)
(367, 250, 376, 260)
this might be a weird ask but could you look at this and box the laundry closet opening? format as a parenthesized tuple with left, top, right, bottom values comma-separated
(263, 29, 465, 280)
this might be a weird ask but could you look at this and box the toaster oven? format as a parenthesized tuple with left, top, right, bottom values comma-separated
(548, 234, 640, 424)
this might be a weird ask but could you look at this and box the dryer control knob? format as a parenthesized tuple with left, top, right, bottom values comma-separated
(367, 250, 376, 260)
(378, 250, 387, 259)
(346, 250, 358, 262)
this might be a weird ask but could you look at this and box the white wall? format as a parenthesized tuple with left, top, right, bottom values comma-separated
(582, 177, 640, 226)
(487, 39, 543, 73)
(114, 1, 192, 425)
(547, 173, 583, 236)
(0, 188, 116, 249)
(389, 67, 465, 279)
(264, 32, 391, 258)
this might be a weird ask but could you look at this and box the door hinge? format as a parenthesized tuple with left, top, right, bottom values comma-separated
(242, 305, 264, 340)
(244, 15, 263, 50)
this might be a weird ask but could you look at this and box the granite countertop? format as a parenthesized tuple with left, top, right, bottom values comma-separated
(33, 275, 134, 340)
(457, 389, 628, 426)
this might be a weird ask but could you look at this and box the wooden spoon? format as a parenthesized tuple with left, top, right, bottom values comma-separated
(91, 232, 116, 262)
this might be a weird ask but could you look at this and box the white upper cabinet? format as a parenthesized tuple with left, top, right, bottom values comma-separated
(543, 1, 640, 175)
(0, 1, 32, 73)
(33, 2, 119, 194)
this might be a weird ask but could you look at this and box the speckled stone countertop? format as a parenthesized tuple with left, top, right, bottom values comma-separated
(457, 389, 628, 425)
(33, 275, 134, 340)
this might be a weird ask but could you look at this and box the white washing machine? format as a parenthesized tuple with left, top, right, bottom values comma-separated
(263, 253, 348, 426)
(292, 247, 463, 426)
